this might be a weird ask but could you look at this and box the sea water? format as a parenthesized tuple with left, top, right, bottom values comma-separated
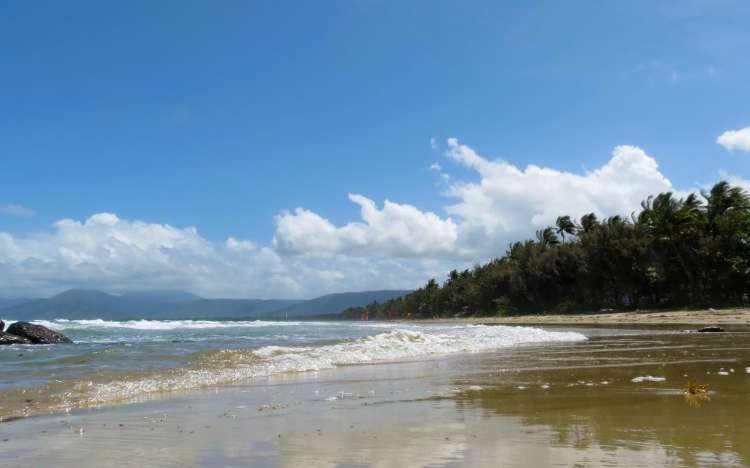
(0, 319, 585, 418)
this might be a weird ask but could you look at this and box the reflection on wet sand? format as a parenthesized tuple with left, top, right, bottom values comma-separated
(447, 331, 750, 467)
(2, 327, 749, 467)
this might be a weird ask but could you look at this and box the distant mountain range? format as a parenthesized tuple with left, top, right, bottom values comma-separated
(0, 298, 33, 310)
(119, 290, 202, 303)
(272, 290, 413, 318)
(0, 289, 410, 320)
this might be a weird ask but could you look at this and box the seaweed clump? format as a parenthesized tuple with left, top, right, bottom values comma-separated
(683, 381, 710, 407)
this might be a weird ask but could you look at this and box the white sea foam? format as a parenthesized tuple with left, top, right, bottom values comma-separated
(25, 319, 310, 331)
(85, 325, 586, 405)
(631, 375, 666, 383)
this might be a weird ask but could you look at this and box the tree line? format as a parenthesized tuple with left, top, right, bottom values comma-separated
(343, 181, 750, 319)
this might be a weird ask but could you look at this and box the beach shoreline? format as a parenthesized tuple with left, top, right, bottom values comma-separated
(404, 307, 750, 326)
(2, 326, 749, 467)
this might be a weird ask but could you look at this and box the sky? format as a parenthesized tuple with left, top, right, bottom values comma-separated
(1, 0, 750, 298)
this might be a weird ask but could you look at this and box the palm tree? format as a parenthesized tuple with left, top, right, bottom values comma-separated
(555, 215, 576, 243)
(535, 227, 560, 247)
(578, 213, 599, 234)
(637, 192, 706, 304)
(352, 180, 750, 319)
(703, 181, 750, 232)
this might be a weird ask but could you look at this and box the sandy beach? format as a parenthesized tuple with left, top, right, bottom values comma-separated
(2, 325, 749, 467)
(419, 308, 750, 327)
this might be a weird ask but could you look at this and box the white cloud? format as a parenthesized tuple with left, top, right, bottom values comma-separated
(718, 170, 750, 193)
(429, 162, 450, 181)
(272, 208, 342, 254)
(270, 140, 679, 261)
(0, 203, 35, 217)
(717, 126, 750, 152)
(0, 212, 450, 298)
(225, 237, 257, 252)
(273, 194, 458, 258)
(443, 139, 673, 255)
(2, 139, 749, 298)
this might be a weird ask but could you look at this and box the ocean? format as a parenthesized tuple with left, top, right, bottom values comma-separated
(0, 319, 585, 419)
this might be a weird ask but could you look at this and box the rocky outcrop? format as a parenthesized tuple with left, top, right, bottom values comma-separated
(5, 321, 73, 344)
(0, 331, 32, 345)
(0, 319, 4, 331)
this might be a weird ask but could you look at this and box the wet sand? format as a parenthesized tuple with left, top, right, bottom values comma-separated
(2, 326, 750, 467)
(425, 307, 750, 326)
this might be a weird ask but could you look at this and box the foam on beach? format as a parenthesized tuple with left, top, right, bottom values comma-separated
(24, 319, 310, 331)
(72, 325, 585, 409)
(631, 375, 666, 383)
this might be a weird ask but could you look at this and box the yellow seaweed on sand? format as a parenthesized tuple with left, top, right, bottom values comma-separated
(683, 381, 710, 407)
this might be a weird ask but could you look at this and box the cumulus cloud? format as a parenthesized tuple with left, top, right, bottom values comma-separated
(273, 138, 749, 262)
(269, 139, 681, 262)
(0, 212, 452, 298)
(717, 126, 750, 152)
(225, 237, 257, 252)
(273, 194, 458, 258)
(1, 213, 218, 296)
(0, 203, 35, 217)
(2, 139, 748, 298)
(443, 139, 674, 255)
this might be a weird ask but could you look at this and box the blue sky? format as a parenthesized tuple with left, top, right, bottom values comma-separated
(2, 1, 750, 298)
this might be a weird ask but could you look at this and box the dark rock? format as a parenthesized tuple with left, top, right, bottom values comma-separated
(5, 322, 73, 344)
(0, 331, 32, 345)
(0, 320, 4, 331)
(697, 326, 724, 333)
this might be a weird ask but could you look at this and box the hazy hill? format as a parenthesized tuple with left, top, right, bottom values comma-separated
(154, 298, 304, 320)
(272, 290, 411, 318)
(0, 290, 299, 320)
(119, 290, 202, 303)
(0, 298, 35, 310)
(3, 290, 133, 319)
(0, 289, 409, 320)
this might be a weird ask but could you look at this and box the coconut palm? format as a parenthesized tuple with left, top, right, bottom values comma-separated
(555, 215, 576, 243)
(342, 181, 750, 320)
(578, 213, 599, 234)
(535, 227, 560, 247)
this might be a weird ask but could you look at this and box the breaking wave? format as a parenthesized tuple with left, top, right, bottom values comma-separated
(25, 319, 308, 331)
(0, 324, 586, 418)
(85, 325, 586, 406)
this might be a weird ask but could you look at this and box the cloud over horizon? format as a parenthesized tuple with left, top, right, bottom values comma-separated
(1, 140, 747, 298)
(0, 211, 449, 299)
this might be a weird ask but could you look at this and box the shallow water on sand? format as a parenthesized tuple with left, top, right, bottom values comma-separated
(2, 326, 749, 467)
(0, 320, 585, 419)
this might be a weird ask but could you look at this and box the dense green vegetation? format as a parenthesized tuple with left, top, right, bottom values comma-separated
(344, 182, 750, 319)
